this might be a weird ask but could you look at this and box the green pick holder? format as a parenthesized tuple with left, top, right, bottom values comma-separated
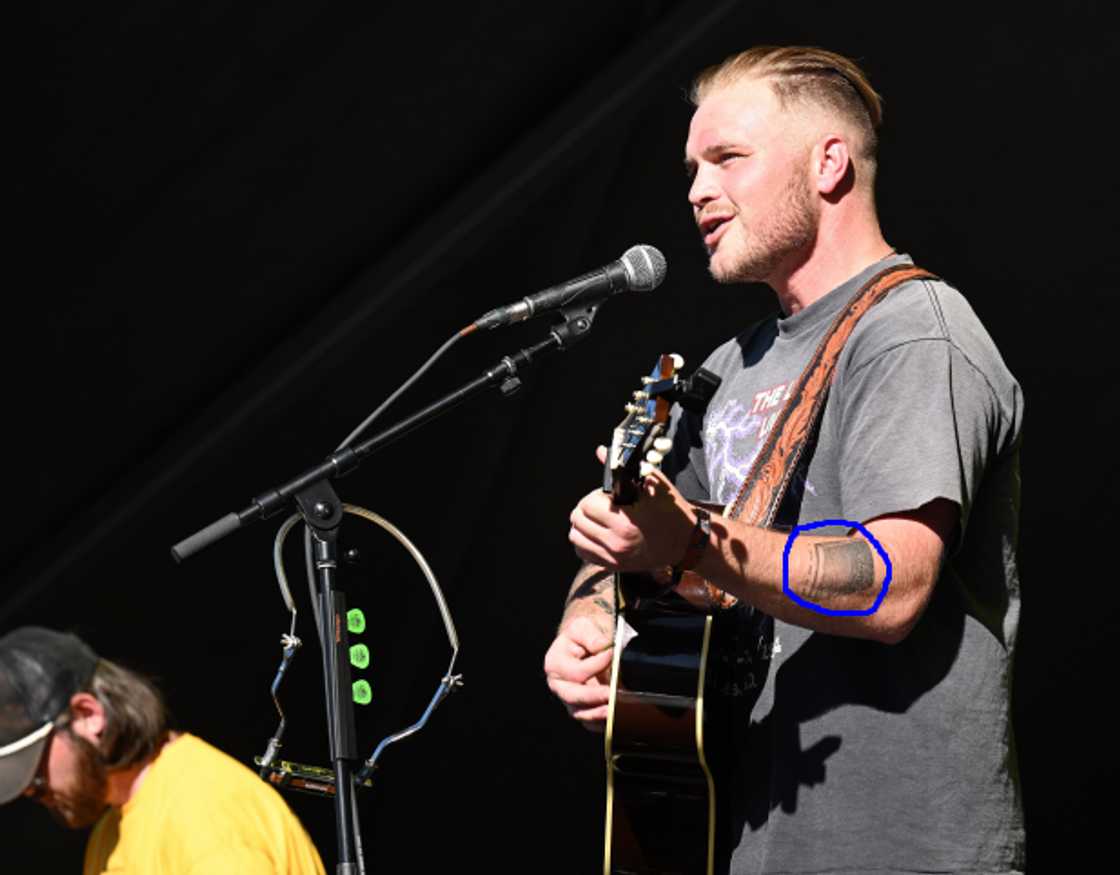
(349, 644, 370, 669)
(346, 608, 366, 634)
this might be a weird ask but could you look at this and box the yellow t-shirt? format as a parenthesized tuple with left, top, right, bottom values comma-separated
(83, 733, 326, 875)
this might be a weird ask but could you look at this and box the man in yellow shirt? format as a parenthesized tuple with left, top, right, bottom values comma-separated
(0, 626, 326, 874)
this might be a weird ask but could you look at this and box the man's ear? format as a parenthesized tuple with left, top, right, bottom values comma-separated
(813, 134, 852, 196)
(67, 691, 106, 743)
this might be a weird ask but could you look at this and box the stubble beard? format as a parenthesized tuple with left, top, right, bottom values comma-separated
(710, 166, 819, 285)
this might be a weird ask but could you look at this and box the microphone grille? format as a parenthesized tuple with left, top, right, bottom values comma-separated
(620, 244, 667, 291)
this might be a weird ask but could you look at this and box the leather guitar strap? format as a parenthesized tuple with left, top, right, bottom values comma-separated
(728, 262, 936, 525)
(679, 263, 936, 611)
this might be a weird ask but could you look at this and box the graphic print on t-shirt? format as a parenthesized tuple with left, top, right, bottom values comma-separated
(704, 380, 790, 504)
(704, 379, 818, 507)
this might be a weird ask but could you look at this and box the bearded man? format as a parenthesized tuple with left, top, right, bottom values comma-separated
(545, 46, 1024, 874)
(0, 626, 326, 874)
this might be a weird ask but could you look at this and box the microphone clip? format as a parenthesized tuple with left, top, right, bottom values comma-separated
(549, 298, 604, 348)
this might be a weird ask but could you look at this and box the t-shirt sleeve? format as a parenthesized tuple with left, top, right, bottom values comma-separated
(830, 337, 1004, 541)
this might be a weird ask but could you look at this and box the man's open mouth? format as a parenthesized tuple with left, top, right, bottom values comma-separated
(699, 214, 732, 249)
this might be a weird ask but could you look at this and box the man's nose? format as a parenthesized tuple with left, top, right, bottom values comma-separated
(688, 165, 719, 209)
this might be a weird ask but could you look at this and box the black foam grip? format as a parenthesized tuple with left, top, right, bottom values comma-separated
(170, 512, 240, 562)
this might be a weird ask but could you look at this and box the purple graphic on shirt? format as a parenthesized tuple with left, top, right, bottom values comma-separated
(704, 380, 817, 505)
(704, 395, 770, 505)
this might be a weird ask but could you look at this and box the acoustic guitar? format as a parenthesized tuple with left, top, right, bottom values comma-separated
(601, 354, 731, 875)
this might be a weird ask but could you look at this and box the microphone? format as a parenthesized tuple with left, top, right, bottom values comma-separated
(470, 244, 666, 331)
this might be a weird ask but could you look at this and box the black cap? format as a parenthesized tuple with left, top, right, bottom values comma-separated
(0, 627, 99, 803)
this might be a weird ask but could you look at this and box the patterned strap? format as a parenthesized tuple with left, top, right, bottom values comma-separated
(727, 263, 937, 527)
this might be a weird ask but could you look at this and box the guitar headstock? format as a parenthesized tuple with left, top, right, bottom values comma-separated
(603, 353, 682, 506)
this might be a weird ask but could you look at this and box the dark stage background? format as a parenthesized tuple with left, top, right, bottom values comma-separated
(6, 2, 1116, 871)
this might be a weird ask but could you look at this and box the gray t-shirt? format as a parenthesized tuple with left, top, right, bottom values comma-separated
(668, 253, 1025, 874)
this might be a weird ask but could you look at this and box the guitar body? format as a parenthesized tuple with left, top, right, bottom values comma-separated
(604, 575, 721, 875)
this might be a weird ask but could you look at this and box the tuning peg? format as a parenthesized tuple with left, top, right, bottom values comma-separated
(645, 449, 664, 467)
(639, 461, 656, 478)
(653, 437, 673, 453)
(641, 376, 655, 385)
(625, 403, 643, 414)
(632, 390, 650, 401)
(670, 353, 684, 370)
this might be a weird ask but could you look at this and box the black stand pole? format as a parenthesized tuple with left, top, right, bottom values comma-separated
(293, 480, 360, 874)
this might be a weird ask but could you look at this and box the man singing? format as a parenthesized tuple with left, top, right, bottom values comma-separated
(545, 46, 1024, 874)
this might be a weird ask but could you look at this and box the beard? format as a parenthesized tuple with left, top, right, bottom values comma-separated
(44, 729, 110, 829)
(711, 164, 819, 285)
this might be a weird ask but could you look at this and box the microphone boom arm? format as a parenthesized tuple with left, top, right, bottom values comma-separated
(171, 307, 601, 560)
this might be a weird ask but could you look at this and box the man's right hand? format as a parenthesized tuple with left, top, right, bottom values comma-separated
(543, 616, 615, 731)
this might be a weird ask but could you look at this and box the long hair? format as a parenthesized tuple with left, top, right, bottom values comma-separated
(82, 658, 170, 770)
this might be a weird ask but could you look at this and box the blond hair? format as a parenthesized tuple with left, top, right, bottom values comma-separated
(691, 46, 883, 165)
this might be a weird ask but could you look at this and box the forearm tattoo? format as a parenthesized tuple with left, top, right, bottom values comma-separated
(560, 568, 616, 639)
(566, 568, 615, 618)
(797, 540, 876, 601)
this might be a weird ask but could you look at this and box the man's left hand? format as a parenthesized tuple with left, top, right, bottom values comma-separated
(568, 446, 697, 572)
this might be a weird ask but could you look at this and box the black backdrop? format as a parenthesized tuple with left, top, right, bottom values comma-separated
(6, 2, 1116, 871)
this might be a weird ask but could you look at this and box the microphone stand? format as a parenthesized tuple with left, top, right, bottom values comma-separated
(171, 305, 602, 874)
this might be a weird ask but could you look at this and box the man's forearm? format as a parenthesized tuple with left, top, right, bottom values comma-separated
(562, 564, 615, 635)
(694, 516, 903, 641)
